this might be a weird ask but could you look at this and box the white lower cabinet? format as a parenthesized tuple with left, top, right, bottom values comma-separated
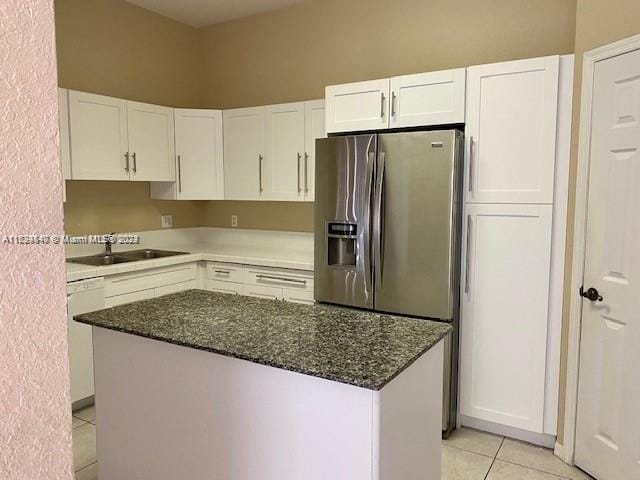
(459, 204, 552, 433)
(242, 284, 282, 300)
(205, 262, 314, 304)
(282, 289, 315, 305)
(104, 263, 198, 306)
(206, 279, 243, 295)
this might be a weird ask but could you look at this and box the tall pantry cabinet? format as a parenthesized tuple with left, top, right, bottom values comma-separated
(459, 55, 573, 441)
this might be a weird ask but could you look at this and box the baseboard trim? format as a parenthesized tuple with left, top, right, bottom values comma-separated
(460, 415, 556, 449)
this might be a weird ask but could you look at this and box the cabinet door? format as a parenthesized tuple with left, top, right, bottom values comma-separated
(68, 91, 129, 180)
(223, 107, 266, 200)
(105, 288, 155, 308)
(304, 100, 325, 201)
(206, 279, 243, 295)
(242, 284, 282, 301)
(264, 103, 305, 201)
(58, 88, 71, 202)
(390, 68, 466, 128)
(127, 101, 175, 181)
(155, 279, 197, 297)
(465, 56, 559, 204)
(459, 203, 552, 432)
(175, 109, 224, 199)
(283, 288, 314, 305)
(325, 78, 390, 133)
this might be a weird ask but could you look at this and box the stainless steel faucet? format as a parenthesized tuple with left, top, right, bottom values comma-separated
(104, 232, 115, 255)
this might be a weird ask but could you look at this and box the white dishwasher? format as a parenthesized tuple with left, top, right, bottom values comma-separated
(67, 277, 105, 409)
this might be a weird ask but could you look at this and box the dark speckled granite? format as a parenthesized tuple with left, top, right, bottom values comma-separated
(75, 289, 451, 390)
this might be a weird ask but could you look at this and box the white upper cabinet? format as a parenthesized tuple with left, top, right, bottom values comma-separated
(150, 109, 224, 200)
(69, 90, 129, 181)
(325, 69, 466, 133)
(68, 91, 175, 182)
(264, 102, 306, 200)
(57, 88, 71, 202)
(389, 69, 466, 128)
(304, 100, 326, 201)
(325, 78, 390, 133)
(465, 56, 560, 204)
(126, 101, 175, 182)
(223, 107, 266, 200)
(459, 203, 553, 433)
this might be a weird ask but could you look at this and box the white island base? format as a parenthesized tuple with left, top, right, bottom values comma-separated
(93, 327, 444, 480)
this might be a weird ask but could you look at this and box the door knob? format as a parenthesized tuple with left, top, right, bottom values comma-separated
(579, 286, 603, 302)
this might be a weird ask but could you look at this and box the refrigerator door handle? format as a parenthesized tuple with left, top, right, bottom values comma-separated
(364, 151, 376, 288)
(373, 152, 386, 286)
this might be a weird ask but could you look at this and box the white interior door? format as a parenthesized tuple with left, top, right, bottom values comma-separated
(127, 101, 175, 181)
(459, 203, 552, 432)
(68, 91, 129, 180)
(223, 107, 265, 200)
(304, 100, 325, 201)
(575, 47, 640, 480)
(465, 56, 559, 204)
(264, 103, 305, 201)
(175, 109, 224, 200)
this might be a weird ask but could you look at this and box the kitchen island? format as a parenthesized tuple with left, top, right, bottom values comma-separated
(76, 289, 450, 480)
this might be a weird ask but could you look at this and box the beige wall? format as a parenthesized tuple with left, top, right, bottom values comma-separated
(63, 181, 202, 235)
(55, 0, 201, 107)
(1, 1, 72, 478)
(198, 0, 576, 109)
(556, 0, 640, 445)
(55, 0, 204, 234)
(201, 201, 314, 232)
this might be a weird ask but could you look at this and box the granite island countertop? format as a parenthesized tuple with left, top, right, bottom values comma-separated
(75, 289, 451, 390)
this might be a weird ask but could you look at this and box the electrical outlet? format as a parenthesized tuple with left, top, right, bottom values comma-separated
(161, 215, 173, 228)
(231, 215, 238, 228)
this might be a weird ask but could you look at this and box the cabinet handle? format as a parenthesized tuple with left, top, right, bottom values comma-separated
(468, 136, 474, 193)
(391, 91, 396, 117)
(465, 214, 472, 294)
(124, 152, 130, 172)
(177, 155, 182, 193)
(256, 274, 307, 285)
(304, 152, 309, 194)
(258, 154, 264, 194)
(380, 92, 385, 118)
(214, 269, 231, 275)
(297, 153, 302, 194)
(132, 152, 137, 174)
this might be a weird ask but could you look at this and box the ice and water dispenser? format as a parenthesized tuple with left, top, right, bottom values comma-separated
(327, 222, 357, 267)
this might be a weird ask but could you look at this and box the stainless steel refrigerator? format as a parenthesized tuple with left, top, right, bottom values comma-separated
(314, 130, 463, 435)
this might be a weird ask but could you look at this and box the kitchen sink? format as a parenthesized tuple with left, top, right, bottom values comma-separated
(115, 249, 189, 261)
(68, 249, 188, 266)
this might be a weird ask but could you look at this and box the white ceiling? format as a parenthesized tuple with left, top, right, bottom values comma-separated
(126, 0, 311, 28)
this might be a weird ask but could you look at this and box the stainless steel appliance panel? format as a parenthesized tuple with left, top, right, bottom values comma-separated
(374, 131, 458, 318)
(314, 135, 376, 309)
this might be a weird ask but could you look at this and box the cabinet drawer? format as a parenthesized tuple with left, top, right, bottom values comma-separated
(206, 279, 243, 295)
(283, 288, 315, 305)
(105, 262, 197, 297)
(155, 279, 197, 297)
(105, 288, 155, 307)
(207, 262, 243, 283)
(242, 284, 282, 300)
(243, 266, 313, 292)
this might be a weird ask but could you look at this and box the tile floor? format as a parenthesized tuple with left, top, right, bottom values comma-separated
(72, 405, 594, 480)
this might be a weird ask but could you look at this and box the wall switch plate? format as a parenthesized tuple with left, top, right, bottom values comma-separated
(231, 215, 238, 228)
(161, 215, 173, 228)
